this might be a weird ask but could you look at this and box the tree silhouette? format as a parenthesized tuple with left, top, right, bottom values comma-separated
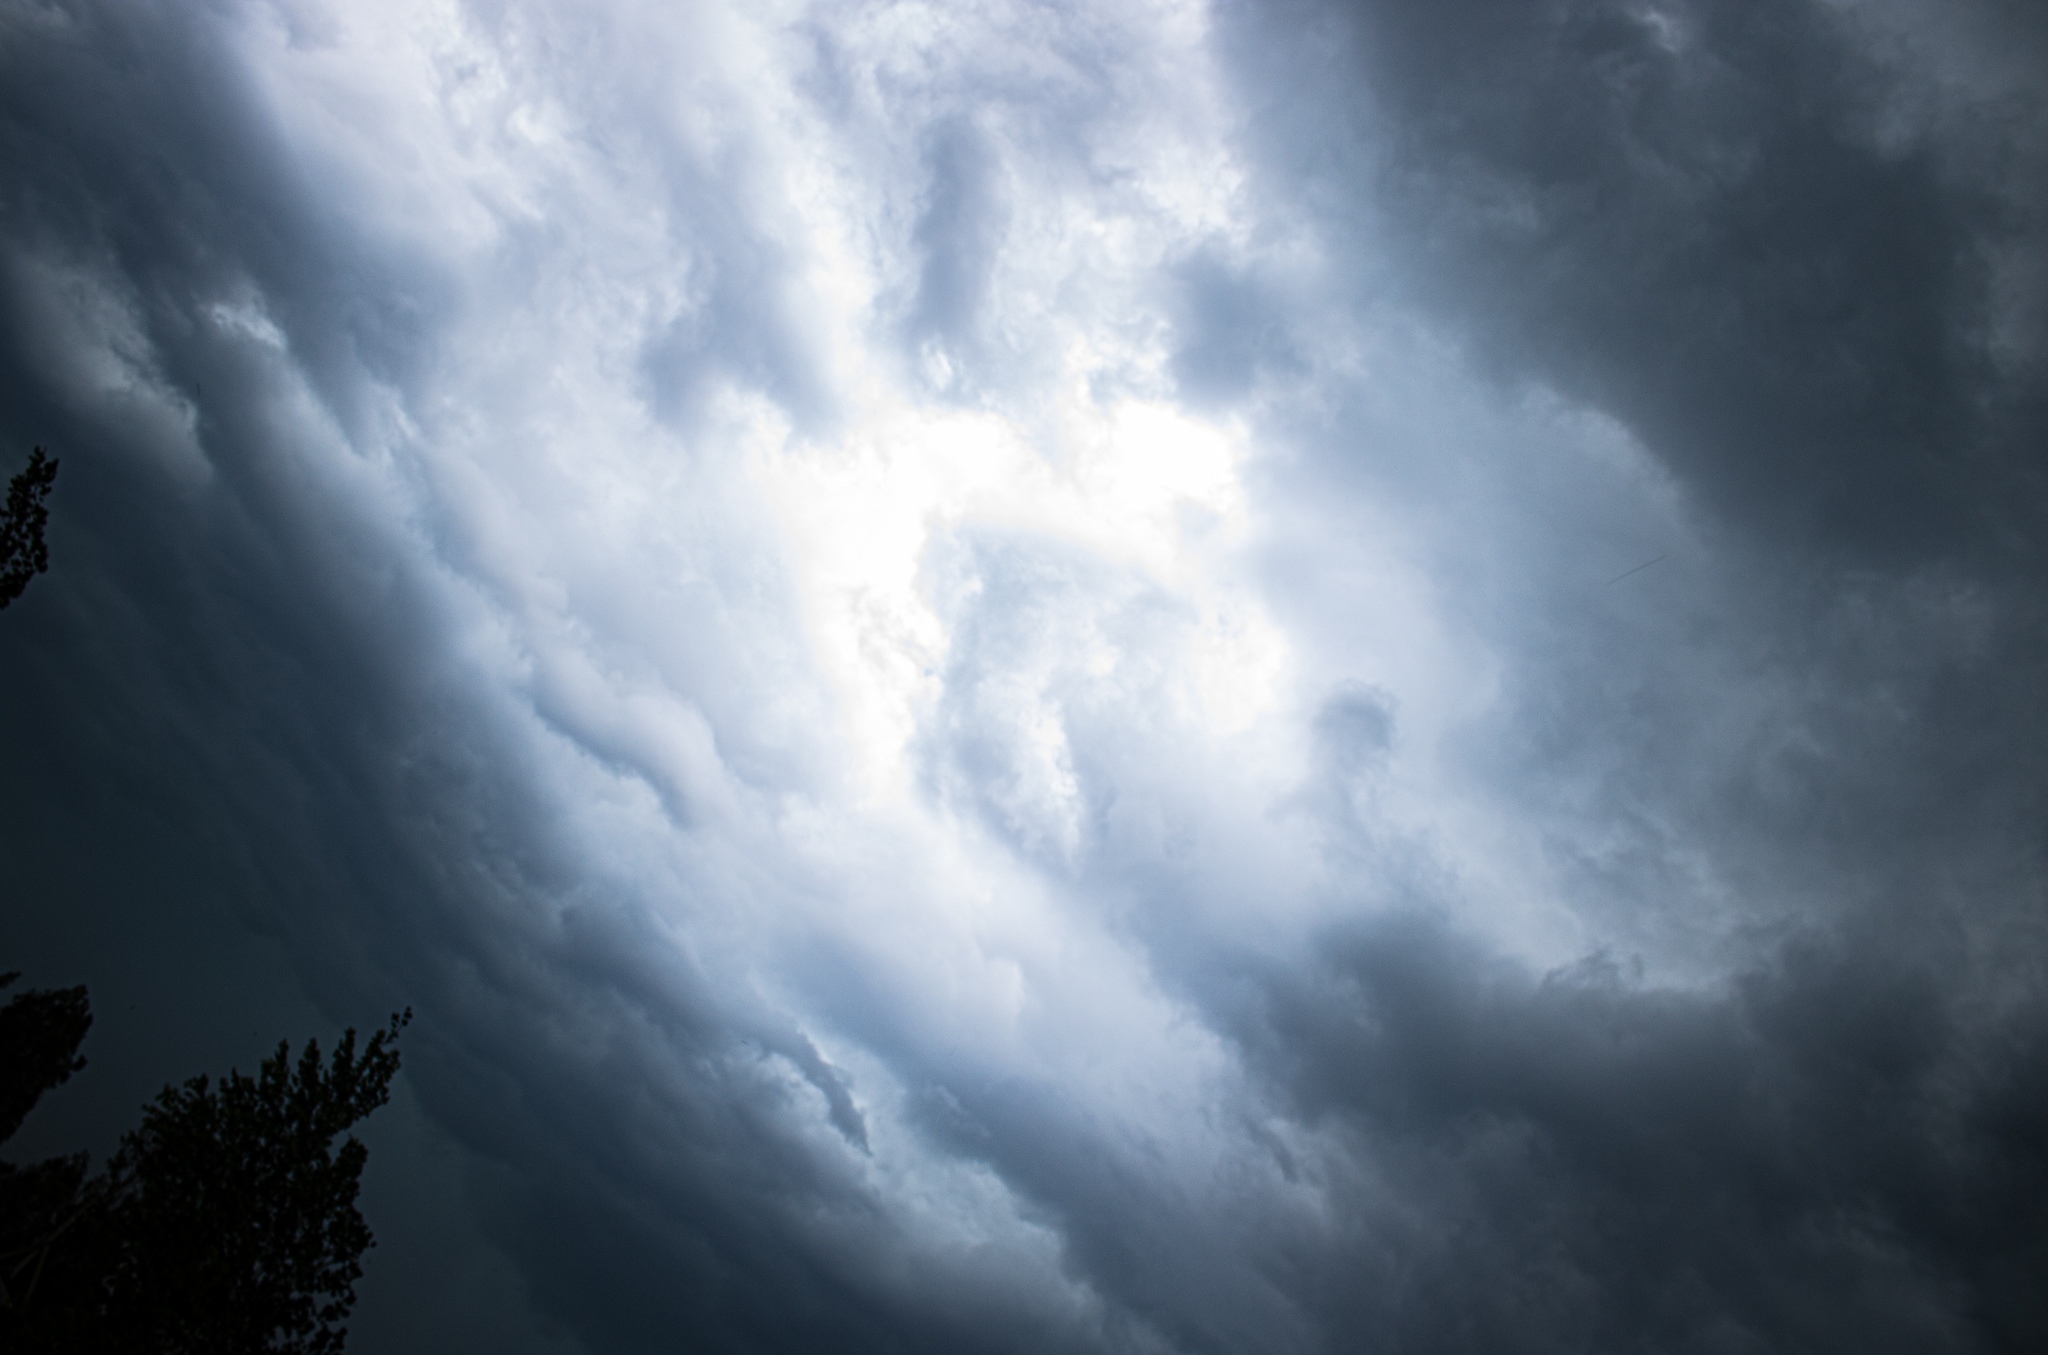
(2, 446, 407, 1348)
(0, 448, 58, 610)
(0, 975, 94, 1320)
(0, 976, 408, 1354)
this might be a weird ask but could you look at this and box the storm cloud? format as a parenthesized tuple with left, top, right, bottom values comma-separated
(1, 1, 2042, 1353)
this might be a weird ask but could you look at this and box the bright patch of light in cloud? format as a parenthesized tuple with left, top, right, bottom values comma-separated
(221, 0, 1322, 1305)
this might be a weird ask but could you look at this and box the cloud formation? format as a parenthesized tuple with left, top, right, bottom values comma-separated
(0, 1, 2041, 1352)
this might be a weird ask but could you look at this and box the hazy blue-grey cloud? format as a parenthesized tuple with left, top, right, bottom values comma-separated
(1167, 245, 1300, 407)
(907, 117, 1007, 363)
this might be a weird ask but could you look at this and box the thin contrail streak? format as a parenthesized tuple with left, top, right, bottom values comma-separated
(1604, 554, 1667, 585)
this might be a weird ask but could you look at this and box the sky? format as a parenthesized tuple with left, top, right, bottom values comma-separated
(0, 0, 2043, 1351)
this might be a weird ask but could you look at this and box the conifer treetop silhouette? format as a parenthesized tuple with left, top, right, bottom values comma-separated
(1, 447, 58, 610)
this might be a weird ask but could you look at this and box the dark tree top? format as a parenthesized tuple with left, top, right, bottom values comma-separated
(1, 978, 409, 1355)
(0, 974, 91, 1145)
(0, 447, 59, 610)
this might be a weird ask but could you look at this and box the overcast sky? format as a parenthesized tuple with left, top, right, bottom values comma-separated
(2, 1, 2044, 1351)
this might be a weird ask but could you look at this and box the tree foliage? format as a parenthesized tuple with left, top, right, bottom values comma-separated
(0, 447, 58, 610)
(0, 975, 91, 1145)
(0, 975, 94, 1319)
(0, 976, 408, 1354)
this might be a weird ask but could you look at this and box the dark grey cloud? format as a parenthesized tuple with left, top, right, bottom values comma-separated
(1170, 2, 2048, 1348)
(1250, 0, 2045, 963)
(1222, 0, 2048, 565)
(1218, 915, 2048, 1353)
